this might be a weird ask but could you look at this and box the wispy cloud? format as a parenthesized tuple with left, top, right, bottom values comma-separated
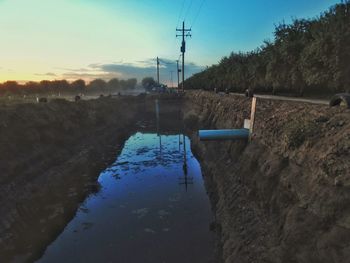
(35, 72, 57, 77)
(35, 59, 205, 84)
(0, 67, 14, 72)
(61, 72, 122, 81)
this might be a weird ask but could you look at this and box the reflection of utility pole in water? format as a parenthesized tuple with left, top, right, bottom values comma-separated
(159, 135, 162, 156)
(179, 134, 193, 191)
(183, 134, 187, 164)
(155, 99, 162, 156)
(155, 99, 160, 133)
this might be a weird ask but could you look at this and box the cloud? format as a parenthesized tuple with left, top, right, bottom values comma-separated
(61, 72, 122, 81)
(51, 59, 205, 84)
(55, 67, 94, 73)
(86, 59, 205, 83)
(0, 67, 14, 72)
(35, 72, 57, 77)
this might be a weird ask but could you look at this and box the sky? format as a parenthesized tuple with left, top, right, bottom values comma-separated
(0, 0, 340, 85)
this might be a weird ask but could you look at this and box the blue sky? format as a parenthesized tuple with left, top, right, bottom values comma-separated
(0, 0, 340, 84)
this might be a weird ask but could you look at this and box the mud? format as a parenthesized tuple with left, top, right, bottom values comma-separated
(0, 95, 183, 262)
(183, 91, 350, 263)
(1, 91, 349, 263)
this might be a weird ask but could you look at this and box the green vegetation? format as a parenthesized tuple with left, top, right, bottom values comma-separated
(185, 2, 350, 96)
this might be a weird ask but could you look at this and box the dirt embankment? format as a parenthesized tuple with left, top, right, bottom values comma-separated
(1, 91, 348, 263)
(184, 91, 350, 263)
(0, 94, 184, 262)
(0, 96, 151, 262)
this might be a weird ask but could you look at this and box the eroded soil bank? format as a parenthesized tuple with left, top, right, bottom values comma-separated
(1, 91, 349, 263)
(0, 95, 183, 262)
(183, 91, 350, 263)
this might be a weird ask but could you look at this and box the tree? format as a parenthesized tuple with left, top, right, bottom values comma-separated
(88, 79, 107, 93)
(107, 78, 120, 94)
(125, 78, 137, 89)
(71, 79, 86, 93)
(185, 1, 350, 96)
(2, 81, 20, 94)
(142, 77, 156, 91)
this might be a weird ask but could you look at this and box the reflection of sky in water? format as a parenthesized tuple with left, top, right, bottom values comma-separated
(37, 133, 214, 263)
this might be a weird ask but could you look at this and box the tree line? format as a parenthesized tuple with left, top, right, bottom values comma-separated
(185, 2, 350, 96)
(0, 78, 137, 96)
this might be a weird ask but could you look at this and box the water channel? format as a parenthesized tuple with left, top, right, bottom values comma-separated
(37, 132, 214, 263)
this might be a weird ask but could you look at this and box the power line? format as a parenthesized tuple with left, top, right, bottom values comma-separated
(190, 0, 206, 29)
(176, 0, 187, 28)
(159, 58, 176, 66)
(183, 0, 194, 20)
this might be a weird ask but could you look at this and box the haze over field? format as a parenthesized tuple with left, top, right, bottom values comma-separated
(0, 0, 339, 84)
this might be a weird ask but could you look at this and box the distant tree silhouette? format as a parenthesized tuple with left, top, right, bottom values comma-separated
(107, 78, 120, 93)
(125, 78, 137, 90)
(87, 79, 107, 93)
(25, 81, 40, 92)
(0, 77, 138, 96)
(142, 77, 156, 91)
(71, 79, 86, 93)
(3, 81, 20, 93)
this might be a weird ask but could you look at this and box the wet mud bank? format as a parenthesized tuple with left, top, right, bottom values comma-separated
(0, 95, 183, 262)
(2, 91, 349, 263)
(183, 91, 350, 263)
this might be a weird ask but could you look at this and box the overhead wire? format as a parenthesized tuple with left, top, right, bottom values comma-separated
(176, 0, 187, 28)
(183, 0, 194, 21)
(190, 0, 206, 29)
(174, 0, 188, 58)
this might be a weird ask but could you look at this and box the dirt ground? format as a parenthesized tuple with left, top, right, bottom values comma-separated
(183, 91, 350, 263)
(0, 91, 349, 262)
(0, 95, 178, 262)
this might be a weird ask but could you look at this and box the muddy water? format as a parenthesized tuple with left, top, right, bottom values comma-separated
(37, 132, 214, 263)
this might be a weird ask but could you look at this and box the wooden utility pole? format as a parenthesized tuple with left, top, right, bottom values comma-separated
(176, 59, 180, 92)
(176, 21, 191, 92)
(170, 71, 174, 88)
(157, 56, 160, 84)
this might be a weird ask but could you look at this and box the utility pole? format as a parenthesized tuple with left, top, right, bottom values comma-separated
(176, 59, 180, 92)
(176, 21, 191, 92)
(157, 56, 160, 85)
(170, 71, 174, 88)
